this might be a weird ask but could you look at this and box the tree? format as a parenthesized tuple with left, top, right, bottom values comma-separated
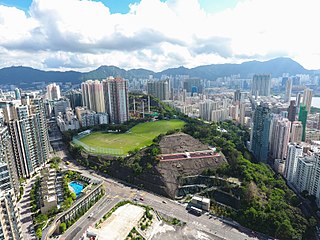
(35, 214, 48, 224)
(71, 192, 77, 200)
(36, 228, 42, 238)
(59, 222, 67, 233)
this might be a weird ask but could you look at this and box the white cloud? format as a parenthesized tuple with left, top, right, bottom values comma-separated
(0, 0, 319, 71)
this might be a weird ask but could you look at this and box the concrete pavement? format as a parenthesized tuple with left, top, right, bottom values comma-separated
(59, 164, 261, 240)
(61, 196, 120, 240)
(18, 177, 38, 240)
(52, 146, 265, 240)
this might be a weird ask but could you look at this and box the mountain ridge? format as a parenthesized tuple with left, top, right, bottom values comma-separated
(0, 57, 314, 86)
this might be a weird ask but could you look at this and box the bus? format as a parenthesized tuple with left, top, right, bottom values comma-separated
(188, 206, 202, 216)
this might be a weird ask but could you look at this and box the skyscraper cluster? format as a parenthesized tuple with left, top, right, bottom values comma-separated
(2, 98, 50, 179)
(251, 74, 271, 97)
(147, 79, 170, 101)
(81, 80, 105, 113)
(285, 145, 320, 206)
(81, 77, 129, 124)
(0, 96, 49, 239)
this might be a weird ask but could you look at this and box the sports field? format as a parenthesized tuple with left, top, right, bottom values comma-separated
(77, 119, 185, 155)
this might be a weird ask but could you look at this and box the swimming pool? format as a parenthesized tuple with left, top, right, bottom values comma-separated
(69, 181, 84, 197)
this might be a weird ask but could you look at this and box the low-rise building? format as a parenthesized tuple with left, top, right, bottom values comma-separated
(40, 168, 58, 214)
(306, 129, 320, 142)
(189, 195, 210, 211)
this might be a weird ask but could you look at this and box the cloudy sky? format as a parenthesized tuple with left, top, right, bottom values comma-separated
(0, 0, 319, 72)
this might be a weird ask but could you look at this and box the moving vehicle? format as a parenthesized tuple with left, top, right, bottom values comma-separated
(88, 213, 93, 218)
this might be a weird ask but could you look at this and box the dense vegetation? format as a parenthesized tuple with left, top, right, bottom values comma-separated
(66, 94, 313, 239)
(182, 119, 312, 240)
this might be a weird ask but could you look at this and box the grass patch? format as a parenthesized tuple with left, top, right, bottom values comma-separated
(77, 119, 184, 155)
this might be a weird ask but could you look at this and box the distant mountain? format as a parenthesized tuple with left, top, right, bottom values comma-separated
(156, 57, 312, 79)
(0, 66, 82, 85)
(81, 65, 128, 81)
(0, 57, 314, 86)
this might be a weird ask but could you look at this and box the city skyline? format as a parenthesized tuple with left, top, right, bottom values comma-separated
(0, 0, 319, 72)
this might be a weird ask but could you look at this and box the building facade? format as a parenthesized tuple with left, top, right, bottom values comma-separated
(147, 79, 170, 101)
(302, 88, 313, 113)
(290, 121, 303, 143)
(251, 74, 271, 97)
(284, 143, 303, 184)
(102, 77, 129, 124)
(46, 83, 61, 101)
(81, 80, 105, 113)
(298, 105, 308, 141)
(251, 105, 271, 162)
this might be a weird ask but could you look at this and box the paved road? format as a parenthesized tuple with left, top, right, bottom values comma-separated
(58, 161, 261, 240)
(18, 177, 37, 240)
(61, 193, 120, 240)
(99, 175, 260, 240)
(50, 144, 265, 240)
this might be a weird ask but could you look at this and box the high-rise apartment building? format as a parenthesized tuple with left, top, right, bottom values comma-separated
(294, 156, 314, 193)
(284, 143, 303, 184)
(46, 83, 61, 101)
(309, 154, 320, 206)
(0, 189, 23, 239)
(239, 102, 246, 125)
(65, 90, 82, 109)
(302, 88, 313, 113)
(251, 74, 271, 97)
(6, 100, 49, 179)
(0, 132, 23, 239)
(53, 99, 70, 117)
(102, 77, 129, 124)
(81, 80, 105, 113)
(296, 92, 302, 114)
(298, 105, 308, 141)
(14, 88, 21, 100)
(0, 125, 20, 197)
(270, 118, 291, 160)
(147, 80, 170, 101)
(287, 100, 296, 122)
(30, 98, 50, 165)
(290, 121, 303, 143)
(251, 105, 271, 162)
(199, 100, 218, 122)
(284, 78, 292, 103)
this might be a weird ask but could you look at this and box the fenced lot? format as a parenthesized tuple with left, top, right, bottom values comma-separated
(73, 119, 185, 156)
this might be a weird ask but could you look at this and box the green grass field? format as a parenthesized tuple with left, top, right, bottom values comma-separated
(77, 119, 185, 155)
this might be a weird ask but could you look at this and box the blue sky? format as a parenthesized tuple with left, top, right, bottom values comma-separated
(0, 0, 240, 14)
(0, 0, 318, 71)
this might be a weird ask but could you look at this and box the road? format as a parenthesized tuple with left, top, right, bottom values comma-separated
(18, 177, 37, 240)
(61, 193, 120, 240)
(57, 158, 262, 240)
(45, 138, 267, 240)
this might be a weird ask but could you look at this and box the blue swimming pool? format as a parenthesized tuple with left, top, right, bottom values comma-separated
(69, 181, 84, 197)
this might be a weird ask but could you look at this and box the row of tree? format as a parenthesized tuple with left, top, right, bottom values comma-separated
(182, 119, 312, 240)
